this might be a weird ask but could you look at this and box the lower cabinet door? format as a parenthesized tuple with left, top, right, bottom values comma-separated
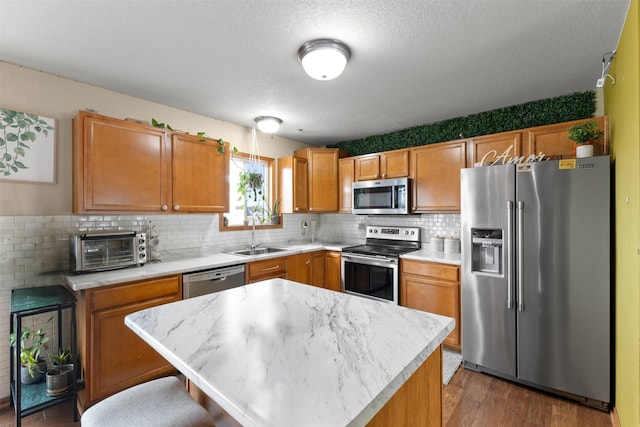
(89, 299, 178, 402)
(402, 275, 461, 350)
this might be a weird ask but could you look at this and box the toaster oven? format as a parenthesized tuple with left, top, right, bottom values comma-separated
(70, 231, 147, 274)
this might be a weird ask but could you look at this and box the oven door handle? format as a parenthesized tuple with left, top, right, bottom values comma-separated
(342, 253, 398, 266)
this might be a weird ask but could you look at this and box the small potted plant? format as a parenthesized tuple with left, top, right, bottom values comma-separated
(9, 325, 50, 384)
(46, 346, 75, 396)
(567, 121, 603, 158)
(269, 199, 281, 225)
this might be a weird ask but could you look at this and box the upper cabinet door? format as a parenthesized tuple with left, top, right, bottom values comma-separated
(74, 112, 170, 213)
(339, 158, 355, 213)
(467, 132, 522, 166)
(410, 141, 466, 213)
(526, 116, 608, 159)
(277, 155, 308, 213)
(380, 149, 409, 179)
(354, 155, 380, 181)
(171, 133, 229, 213)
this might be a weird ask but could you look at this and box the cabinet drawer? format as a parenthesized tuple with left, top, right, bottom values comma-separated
(90, 275, 181, 311)
(247, 257, 288, 282)
(402, 259, 459, 282)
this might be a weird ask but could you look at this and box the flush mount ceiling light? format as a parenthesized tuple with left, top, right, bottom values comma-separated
(254, 116, 282, 134)
(297, 39, 351, 80)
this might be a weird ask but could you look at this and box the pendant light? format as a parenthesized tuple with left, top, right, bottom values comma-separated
(297, 39, 351, 80)
(254, 116, 282, 134)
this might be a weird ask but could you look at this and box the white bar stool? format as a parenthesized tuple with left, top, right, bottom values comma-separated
(81, 376, 215, 427)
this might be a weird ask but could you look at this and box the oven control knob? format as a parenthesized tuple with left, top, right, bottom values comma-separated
(404, 230, 409, 235)
(139, 252, 146, 259)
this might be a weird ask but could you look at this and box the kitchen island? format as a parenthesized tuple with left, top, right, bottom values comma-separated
(125, 278, 454, 426)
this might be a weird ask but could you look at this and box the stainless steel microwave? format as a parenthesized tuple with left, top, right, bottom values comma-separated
(352, 177, 411, 215)
(70, 231, 147, 273)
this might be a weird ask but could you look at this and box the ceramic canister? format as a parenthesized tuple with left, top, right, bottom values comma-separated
(431, 236, 444, 252)
(444, 238, 461, 254)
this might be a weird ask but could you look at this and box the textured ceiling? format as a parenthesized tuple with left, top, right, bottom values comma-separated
(0, 0, 631, 146)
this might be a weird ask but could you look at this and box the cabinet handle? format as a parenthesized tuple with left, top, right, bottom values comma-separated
(161, 205, 168, 211)
(174, 205, 180, 211)
(309, 207, 313, 211)
(381, 173, 386, 178)
(261, 265, 280, 272)
(295, 207, 299, 212)
(305, 260, 310, 265)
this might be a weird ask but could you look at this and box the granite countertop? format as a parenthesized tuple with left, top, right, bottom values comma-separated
(125, 278, 454, 427)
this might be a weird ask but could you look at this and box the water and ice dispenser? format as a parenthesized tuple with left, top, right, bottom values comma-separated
(471, 229, 503, 275)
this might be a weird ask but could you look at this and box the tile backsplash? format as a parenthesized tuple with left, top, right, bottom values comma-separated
(0, 211, 459, 398)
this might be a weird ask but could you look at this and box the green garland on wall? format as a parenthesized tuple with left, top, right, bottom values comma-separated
(331, 91, 596, 156)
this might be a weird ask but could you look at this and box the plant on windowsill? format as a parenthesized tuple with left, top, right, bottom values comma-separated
(268, 198, 281, 225)
(9, 325, 50, 384)
(567, 121, 603, 158)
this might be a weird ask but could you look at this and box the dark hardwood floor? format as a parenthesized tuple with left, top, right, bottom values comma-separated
(1, 367, 613, 426)
(444, 367, 612, 427)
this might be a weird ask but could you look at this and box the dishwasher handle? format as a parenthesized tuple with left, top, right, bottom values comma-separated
(183, 265, 245, 284)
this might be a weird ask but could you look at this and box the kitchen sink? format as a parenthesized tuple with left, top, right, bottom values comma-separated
(227, 247, 286, 256)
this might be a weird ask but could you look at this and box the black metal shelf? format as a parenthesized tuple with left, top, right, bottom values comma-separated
(9, 285, 78, 427)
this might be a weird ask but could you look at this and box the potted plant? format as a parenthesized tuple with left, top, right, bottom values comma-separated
(269, 199, 281, 225)
(567, 121, 603, 158)
(46, 346, 75, 395)
(9, 325, 50, 384)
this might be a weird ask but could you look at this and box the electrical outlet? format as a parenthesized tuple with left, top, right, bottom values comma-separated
(596, 77, 605, 88)
(358, 223, 366, 230)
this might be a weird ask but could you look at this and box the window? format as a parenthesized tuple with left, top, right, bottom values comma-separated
(221, 153, 278, 229)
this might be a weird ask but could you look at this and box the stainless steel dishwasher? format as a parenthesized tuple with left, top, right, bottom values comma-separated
(182, 264, 246, 299)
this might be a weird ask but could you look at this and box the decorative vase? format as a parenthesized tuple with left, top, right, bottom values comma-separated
(576, 144, 594, 158)
(46, 364, 74, 395)
(270, 215, 280, 225)
(21, 361, 47, 384)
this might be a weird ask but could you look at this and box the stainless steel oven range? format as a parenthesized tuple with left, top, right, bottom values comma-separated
(341, 225, 420, 304)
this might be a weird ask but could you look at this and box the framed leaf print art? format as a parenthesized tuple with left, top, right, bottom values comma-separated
(0, 108, 56, 183)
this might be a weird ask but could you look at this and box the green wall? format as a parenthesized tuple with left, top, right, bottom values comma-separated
(604, 0, 640, 425)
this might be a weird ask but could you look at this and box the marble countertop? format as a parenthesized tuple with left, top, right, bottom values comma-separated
(125, 278, 454, 427)
(65, 241, 460, 291)
(65, 241, 357, 291)
(400, 249, 461, 265)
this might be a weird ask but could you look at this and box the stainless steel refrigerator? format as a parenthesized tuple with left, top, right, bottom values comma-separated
(461, 155, 611, 410)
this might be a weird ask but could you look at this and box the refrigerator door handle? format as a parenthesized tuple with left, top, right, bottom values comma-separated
(517, 200, 525, 311)
(507, 201, 514, 309)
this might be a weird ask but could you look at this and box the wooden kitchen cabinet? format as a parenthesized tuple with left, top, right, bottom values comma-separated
(73, 111, 229, 213)
(170, 133, 229, 212)
(294, 148, 348, 212)
(277, 155, 308, 213)
(246, 256, 288, 283)
(325, 251, 342, 292)
(73, 111, 169, 213)
(400, 260, 461, 351)
(467, 131, 522, 166)
(410, 140, 466, 212)
(525, 116, 608, 159)
(75, 275, 181, 409)
(354, 149, 409, 181)
(289, 251, 326, 288)
(339, 158, 355, 213)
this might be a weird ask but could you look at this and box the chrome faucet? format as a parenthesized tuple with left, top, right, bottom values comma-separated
(250, 213, 261, 250)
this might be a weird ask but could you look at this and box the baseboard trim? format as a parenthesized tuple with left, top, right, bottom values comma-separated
(610, 406, 621, 427)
